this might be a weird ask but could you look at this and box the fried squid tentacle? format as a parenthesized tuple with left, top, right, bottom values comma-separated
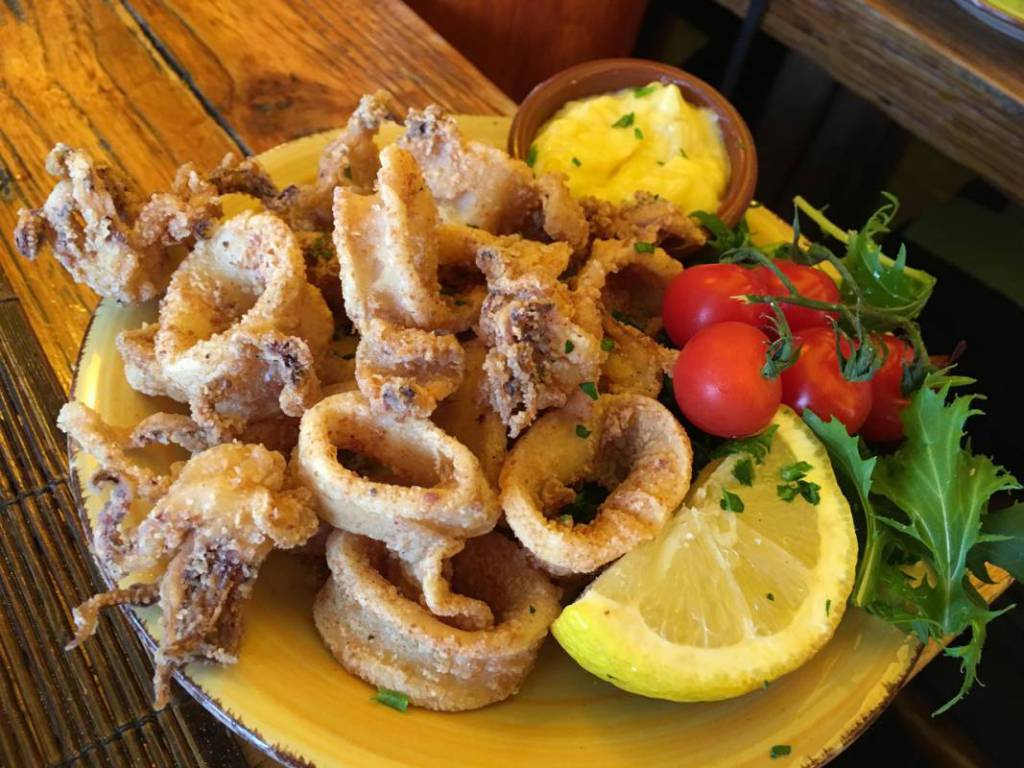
(314, 530, 561, 711)
(458, 229, 602, 437)
(272, 90, 400, 230)
(295, 391, 501, 629)
(399, 105, 589, 252)
(580, 191, 707, 248)
(60, 403, 319, 708)
(500, 393, 693, 575)
(14, 144, 223, 302)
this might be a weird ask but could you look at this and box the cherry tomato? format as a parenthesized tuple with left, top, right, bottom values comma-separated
(860, 334, 914, 442)
(673, 321, 781, 438)
(662, 264, 768, 347)
(760, 260, 841, 331)
(781, 327, 873, 434)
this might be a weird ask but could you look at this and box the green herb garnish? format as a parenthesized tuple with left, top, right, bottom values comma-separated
(779, 461, 813, 482)
(733, 458, 754, 487)
(633, 84, 658, 97)
(769, 745, 791, 759)
(571, 156, 582, 167)
(601, 338, 615, 352)
(679, 147, 688, 159)
(711, 425, 778, 464)
(634, 127, 644, 140)
(564, 339, 575, 354)
(766, 592, 775, 601)
(579, 381, 599, 401)
(575, 424, 591, 439)
(526, 143, 538, 167)
(611, 112, 635, 129)
(825, 599, 832, 616)
(720, 489, 745, 513)
(372, 688, 408, 712)
(634, 241, 655, 254)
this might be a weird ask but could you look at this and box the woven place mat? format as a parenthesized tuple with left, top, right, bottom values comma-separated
(0, 275, 248, 767)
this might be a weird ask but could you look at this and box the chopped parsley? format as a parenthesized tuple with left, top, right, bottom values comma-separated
(558, 513, 573, 526)
(720, 489, 744, 513)
(634, 127, 644, 140)
(564, 339, 575, 354)
(575, 424, 591, 439)
(601, 338, 615, 352)
(766, 592, 775, 602)
(825, 599, 832, 616)
(779, 461, 813, 482)
(732, 458, 754, 486)
(372, 687, 409, 712)
(526, 143, 538, 167)
(679, 147, 688, 159)
(611, 112, 635, 129)
(571, 156, 582, 167)
(305, 234, 333, 262)
(777, 483, 799, 503)
(800, 481, 821, 505)
(769, 745, 791, 759)
(656, 160, 666, 166)
(579, 381, 599, 401)
(528, 605, 536, 614)
(634, 241, 655, 254)
(711, 425, 778, 464)
(633, 84, 658, 97)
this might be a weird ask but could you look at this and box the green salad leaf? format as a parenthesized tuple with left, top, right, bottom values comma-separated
(794, 194, 937, 325)
(967, 503, 1024, 583)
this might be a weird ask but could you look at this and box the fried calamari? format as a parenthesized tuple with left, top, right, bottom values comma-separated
(573, 239, 681, 397)
(469, 230, 603, 437)
(334, 145, 474, 418)
(14, 144, 222, 302)
(500, 393, 693, 575)
(400, 106, 588, 253)
(59, 402, 318, 707)
(295, 391, 501, 629)
(580, 191, 707, 248)
(314, 530, 560, 711)
(129, 211, 332, 443)
(272, 90, 399, 230)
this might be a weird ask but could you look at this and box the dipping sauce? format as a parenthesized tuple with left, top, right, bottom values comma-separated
(530, 82, 730, 215)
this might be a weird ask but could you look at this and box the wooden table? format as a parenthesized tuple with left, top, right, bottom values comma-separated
(714, 0, 1024, 204)
(0, 2, 509, 765)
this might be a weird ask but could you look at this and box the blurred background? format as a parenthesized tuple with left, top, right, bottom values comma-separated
(408, 1, 1023, 765)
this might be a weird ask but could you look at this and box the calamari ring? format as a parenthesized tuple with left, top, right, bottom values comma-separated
(314, 530, 561, 711)
(295, 391, 500, 626)
(153, 211, 332, 429)
(500, 392, 692, 575)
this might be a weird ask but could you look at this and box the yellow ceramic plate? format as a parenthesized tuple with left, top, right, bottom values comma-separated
(70, 117, 922, 768)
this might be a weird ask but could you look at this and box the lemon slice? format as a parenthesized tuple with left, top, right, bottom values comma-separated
(552, 405, 857, 701)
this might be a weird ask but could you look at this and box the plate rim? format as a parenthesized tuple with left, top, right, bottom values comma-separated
(63, 129, 926, 768)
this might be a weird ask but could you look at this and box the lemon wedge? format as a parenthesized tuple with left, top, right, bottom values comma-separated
(552, 405, 857, 701)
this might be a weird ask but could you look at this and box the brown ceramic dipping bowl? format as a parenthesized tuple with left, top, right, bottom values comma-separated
(509, 58, 758, 236)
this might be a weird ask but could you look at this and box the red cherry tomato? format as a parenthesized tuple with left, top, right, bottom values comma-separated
(662, 264, 768, 347)
(860, 334, 914, 442)
(781, 327, 873, 434)
(673, 321, 781, 438)
(760, 260, 841, 331)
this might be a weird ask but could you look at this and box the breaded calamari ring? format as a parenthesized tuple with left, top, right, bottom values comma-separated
(500, 393, 693, 575)
(151, 211, 332, 439)
(314, 530, 561, 711)
(294, 391, 501, 628)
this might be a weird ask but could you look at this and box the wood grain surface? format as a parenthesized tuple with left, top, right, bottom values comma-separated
(1, 0, 511, 386)
(715, 0, 1024, 203)
(0, 0, 241, 386)
(124, 0, 515, 152)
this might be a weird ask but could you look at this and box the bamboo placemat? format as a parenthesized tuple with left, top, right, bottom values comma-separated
(0, 274, 247, 767)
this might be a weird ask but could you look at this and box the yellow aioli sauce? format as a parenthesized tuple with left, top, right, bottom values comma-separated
(531, 82, 730, 215)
